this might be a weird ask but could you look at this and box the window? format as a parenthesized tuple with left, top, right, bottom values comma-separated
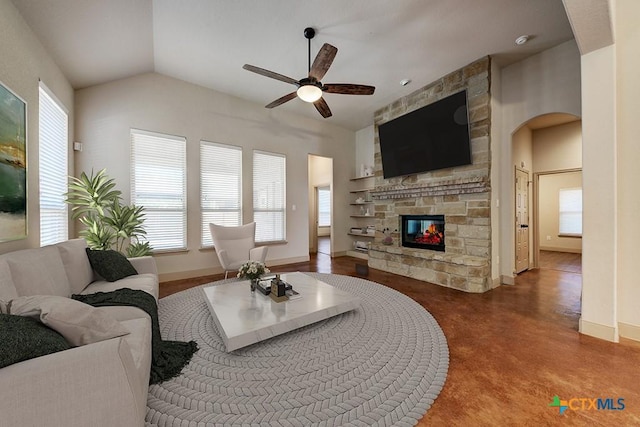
(559, 187, 582, 236)
(253, 150, 285, 242)
(318, 186, 331, 227)
(200, 141, 242, 247)
(39, 84, 68, 246)
(131, 129, 186, 251)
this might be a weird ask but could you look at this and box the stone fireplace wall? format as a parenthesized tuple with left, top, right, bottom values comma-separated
(369, 56, 493, 293)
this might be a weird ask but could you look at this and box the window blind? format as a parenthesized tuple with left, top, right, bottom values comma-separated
(253, 150, 286, 242)
(318, 187, 331, 227)
(38, 84, 68, 246)
(559, 187, 582, 236)
(131, 129, 186, 251)
(200, 141, 242, 247)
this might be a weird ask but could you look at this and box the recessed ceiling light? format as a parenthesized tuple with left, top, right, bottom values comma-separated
(400, 79, 411, 86)
(515, 35, 530, 45)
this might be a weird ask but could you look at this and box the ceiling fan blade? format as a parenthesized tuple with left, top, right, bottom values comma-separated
(309, 43, 338, 81)
(265, 92, 298, 108)
(313, 97, 332, 118)
(324, 83, 375, 95)
(243, 64, 299, 86)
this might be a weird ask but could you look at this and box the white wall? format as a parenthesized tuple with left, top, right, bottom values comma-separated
(74, 72, 355, 280)
(538, 171, 582, 253)
(615, 0, 640, 340)
(581, 44, 618, 341)
(355, 125, 375, 177)
(499, 40, 581, 280)
(0, 0, 74, 255)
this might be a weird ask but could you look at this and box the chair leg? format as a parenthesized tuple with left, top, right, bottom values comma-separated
(224, 271, 228, 279)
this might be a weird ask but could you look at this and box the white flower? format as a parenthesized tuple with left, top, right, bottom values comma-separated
(237, 261, 268, 280)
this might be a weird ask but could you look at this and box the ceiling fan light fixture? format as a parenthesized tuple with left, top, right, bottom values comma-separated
(297, 84, 323, 103)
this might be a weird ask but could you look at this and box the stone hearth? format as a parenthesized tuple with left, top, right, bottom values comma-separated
(369, 57, 493, 293)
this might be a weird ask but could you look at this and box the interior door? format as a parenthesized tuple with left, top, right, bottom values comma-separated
(515, 168, 530, 273)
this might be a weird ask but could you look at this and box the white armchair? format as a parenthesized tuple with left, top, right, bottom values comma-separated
(209, 222, 269, 279)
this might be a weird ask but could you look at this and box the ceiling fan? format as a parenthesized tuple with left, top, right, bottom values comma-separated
(243, 27, 375, 118)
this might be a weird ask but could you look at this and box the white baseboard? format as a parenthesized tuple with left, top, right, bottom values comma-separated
(618, 322, 640, 342)
(268, 255, 310, 267)
(579, 318, 619, 342)
(500, 275, 515, 285)
(159, 255, 311, 283)
(539, 246, 582, 254)
(345, 250, 368, 260)
(159, 267, 221, 282)
(492, 276, 501, 288)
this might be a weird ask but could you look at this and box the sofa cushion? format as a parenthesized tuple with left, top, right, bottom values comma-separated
(0, 259, 18, 302)
(8, 295, 130, 346)
(56, 239, 94, 294)
(85, 249, 138, 282)
(83, 273, 159, 301)
(6, 246, 71, 297)
(0, 313, 72, 368)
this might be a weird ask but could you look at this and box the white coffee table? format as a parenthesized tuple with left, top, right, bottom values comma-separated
(202, 272, 361, 352)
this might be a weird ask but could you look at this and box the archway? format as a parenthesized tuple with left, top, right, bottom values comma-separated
(510, 113, 581, 274)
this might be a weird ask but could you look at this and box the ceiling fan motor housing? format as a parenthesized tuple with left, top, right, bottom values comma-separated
(303, 27, 316, 39)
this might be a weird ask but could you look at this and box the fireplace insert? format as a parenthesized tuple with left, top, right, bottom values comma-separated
(401, 215, 445, 251)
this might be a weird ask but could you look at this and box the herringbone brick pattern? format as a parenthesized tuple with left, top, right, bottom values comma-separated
(146, 273, 449, 426)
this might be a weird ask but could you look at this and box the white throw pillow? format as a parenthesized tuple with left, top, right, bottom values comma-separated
(8, 295, 129, 346)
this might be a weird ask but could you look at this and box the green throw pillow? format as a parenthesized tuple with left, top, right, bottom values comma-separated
(0, 313, 72, 369)
(85, 248, 138, 282)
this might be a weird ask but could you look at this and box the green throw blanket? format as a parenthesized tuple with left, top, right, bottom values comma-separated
(72, 288, 198, 385)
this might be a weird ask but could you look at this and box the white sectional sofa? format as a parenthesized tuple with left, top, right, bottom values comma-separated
(0, 238, 158, 427)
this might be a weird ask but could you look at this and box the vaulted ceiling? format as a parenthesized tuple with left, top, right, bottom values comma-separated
(12, 0, 574, 131)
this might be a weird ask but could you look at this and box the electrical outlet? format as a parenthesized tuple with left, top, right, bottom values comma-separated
(546, 235, 551, 241)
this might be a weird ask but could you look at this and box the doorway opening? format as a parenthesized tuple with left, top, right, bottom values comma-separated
(308, 154, 333, 257)
(316, 186, 331, 255)
(511, 113, 582, 273)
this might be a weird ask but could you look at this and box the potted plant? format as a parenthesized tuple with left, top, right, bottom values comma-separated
(65, 169, 152, 257)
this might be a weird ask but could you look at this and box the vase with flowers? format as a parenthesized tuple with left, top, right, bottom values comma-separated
(237, 261, 270, 292)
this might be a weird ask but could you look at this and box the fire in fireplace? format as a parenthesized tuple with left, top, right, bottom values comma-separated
(401, 215, 445, 251)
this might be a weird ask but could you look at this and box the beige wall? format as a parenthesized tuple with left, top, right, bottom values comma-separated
(533, 121, 582, 173)
(499, 40, 581, 281)
(308, 156, 333, 251)
(512, 126, 533, 173)
(538, 171, 582, 253)
(615, 0, 640, 340)
(74, 73, 354, 280)
(490, 60, 502, 284)
(0, 0, 74, 255)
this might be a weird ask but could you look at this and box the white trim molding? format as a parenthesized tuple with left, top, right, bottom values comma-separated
(579, 318, 619, 343)
(618, 323, 640, 342)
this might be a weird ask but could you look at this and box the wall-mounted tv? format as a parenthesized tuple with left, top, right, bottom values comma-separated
(378, 90, 472, 179)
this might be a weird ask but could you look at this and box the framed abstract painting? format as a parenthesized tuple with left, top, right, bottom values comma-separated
(0, 81, 27, 242)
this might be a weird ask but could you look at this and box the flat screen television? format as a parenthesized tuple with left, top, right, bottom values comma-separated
(378, 90, 472, 179)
